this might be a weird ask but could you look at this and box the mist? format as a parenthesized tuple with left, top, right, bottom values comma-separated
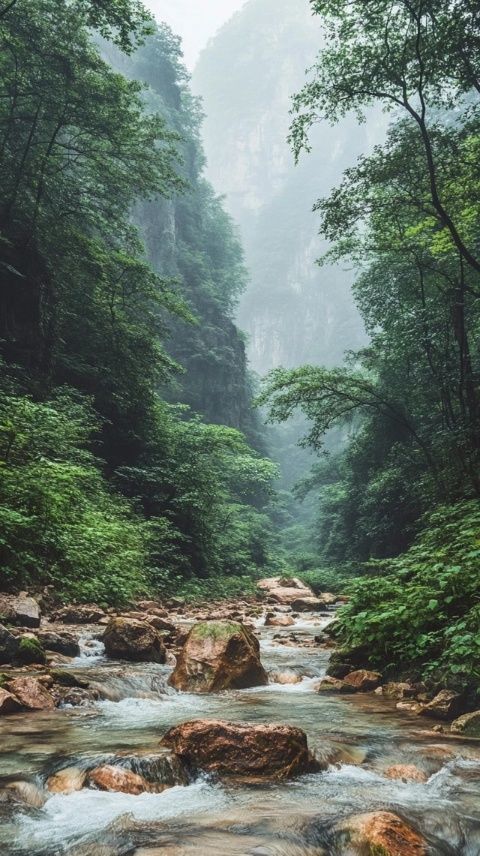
(144, 0, 246, 67)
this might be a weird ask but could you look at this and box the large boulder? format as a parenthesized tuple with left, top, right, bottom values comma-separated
(315, 676, 356, 695)
(161, 720, 318, 779)
(333, 811, 427, 855)
(168, 621, 267, 692)
(6, 677, 55, 710)
(257, 576, 315, 605)
(37, 630, 80, 657)
(52, 605, 106, 624)
(0, 687, 23, 715)
(418, 689, 463, 721)
(0, 593, 41, 628)
(103, 618, 166, 663)
(0, 623, 19, 664)
(343, 669, 382, 692)
(291, 596, 325, 612)
(16, 634, 46, 665)
(264, 613, 294, 627)
(450, 709, 480, 737)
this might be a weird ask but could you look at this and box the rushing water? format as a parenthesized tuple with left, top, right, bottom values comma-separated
(1, 615, 479, 855)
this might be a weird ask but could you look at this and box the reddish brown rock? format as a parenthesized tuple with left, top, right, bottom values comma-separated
(264, 614, 294, 627)
(0, 687, 23, 715)
(103, 618, 166, 663)
(169, 621, 267, 693)
(147, 616, 176, 633)
(334, 810, 427, 855)
(343, 669, 382, 692)
(161, 720, 317, 779)
(5, 677, 55, 710)
(384, 764, 428, 783)
(87, 765, 150, 795)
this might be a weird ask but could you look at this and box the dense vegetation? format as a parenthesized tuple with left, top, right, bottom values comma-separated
(0, 0, 280, 603)
(261, 0, 480, 688)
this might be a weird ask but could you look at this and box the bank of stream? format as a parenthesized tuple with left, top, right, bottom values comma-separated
(1, 612, 479, 855)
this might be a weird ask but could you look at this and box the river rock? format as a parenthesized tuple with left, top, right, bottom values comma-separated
(0, 687, 23, 715)
(343, 669, 382, 692)
(381, 681, 416, 700)
(384, 764, 428, 783)
(315, 676, 356, 694)
(418, 689, 463, 721)
(147, 616, 176, 633)
(87, 765, 150, 794)
(53, 605, 106, 624)
(0, 623, 19, 664)
(6, 676, 55, 710)
(333, 810, 427, 855)
(4, 780, 47, 807)
(450, 709, 480, 737)
(0, 593, 41, 628)
(168, 621, 267, 692)
(103, 618, 166, 663)
(37, 630, 80, 657)
(161, 720, 318, 779)
(264, 613, 294, 627)
(270, 671, 303, 685)
(47, 767, 87, 793)
(16, 634, 46, 665)
(291, 596, 325, 612)
(257, 576, 315, 605)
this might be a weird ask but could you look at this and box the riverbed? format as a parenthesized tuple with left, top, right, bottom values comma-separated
(1, 614, 479, 855)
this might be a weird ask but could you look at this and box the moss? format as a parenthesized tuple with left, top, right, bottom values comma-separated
(17, 637, 46, 665)
(368, 846, 390, 856)
(0, 673, 8, 688)
(51, 669, 89, 688)
(190, 621, 243, 641)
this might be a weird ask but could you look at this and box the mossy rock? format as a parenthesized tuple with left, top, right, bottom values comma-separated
(189, 621, 244, 642)
(50, 669, 89, 689)
(17, 637, 46, 665)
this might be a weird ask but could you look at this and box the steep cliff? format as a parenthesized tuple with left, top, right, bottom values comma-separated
(194, 0, 383, 376)
(106, 26, 261, 443)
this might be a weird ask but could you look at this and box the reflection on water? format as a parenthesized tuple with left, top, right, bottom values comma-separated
(0, 614, 479, 855)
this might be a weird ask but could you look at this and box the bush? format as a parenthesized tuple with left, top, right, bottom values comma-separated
(335, 501, 480, 691)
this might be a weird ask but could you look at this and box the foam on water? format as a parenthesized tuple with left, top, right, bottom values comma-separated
(17, 779, 230, 850)
(72, 634, 106, 666)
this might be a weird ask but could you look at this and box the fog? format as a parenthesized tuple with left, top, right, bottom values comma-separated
(144, 0, 246, 68)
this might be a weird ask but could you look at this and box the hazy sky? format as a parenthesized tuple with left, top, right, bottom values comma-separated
(144, 1, 246, 69)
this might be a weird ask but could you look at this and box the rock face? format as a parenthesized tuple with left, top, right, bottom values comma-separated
(103, 618, 166, 663)
(0, 623, 19, 664)
(169, 621, 267, 693)
(450, 710, 480, 736)
(0, 687, 23, 715)
(87, 765, 150, 795)
(257, 577, 315, 605)
(333, 811, 427, 855)
(343, 670, 382, 692)
(6, 677, 55, 710)
(419, 689, 463, 721)
(161, 720, 317, 779)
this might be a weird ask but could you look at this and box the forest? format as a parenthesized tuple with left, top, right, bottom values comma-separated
(1, 3, 480, 854)
(1, 0, 480, 690)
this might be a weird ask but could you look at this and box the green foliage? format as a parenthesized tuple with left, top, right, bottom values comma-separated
(0, 387, 148, 604)
(296, 567, 357, 596)
(335, 502, 480, 689)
